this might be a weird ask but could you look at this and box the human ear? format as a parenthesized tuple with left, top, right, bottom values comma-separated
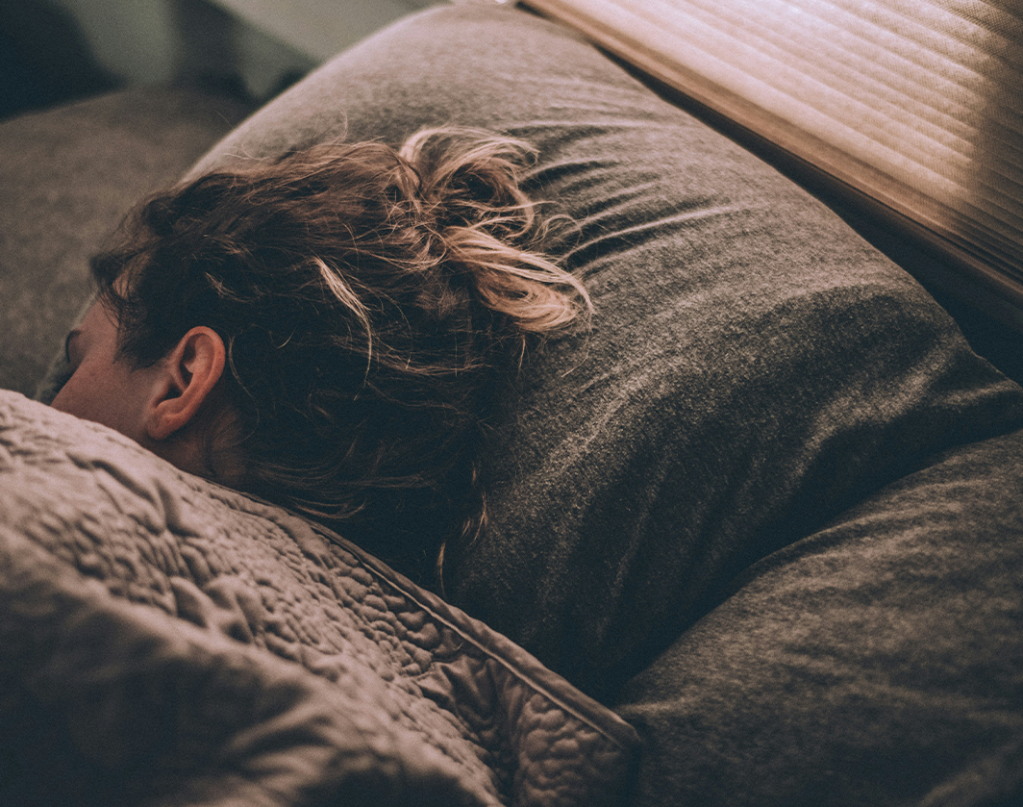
(146, 327, 227, 441)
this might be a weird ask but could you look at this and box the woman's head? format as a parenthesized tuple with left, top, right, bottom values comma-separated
(52, 128, 589, 579)
(52, 299, 234, 480)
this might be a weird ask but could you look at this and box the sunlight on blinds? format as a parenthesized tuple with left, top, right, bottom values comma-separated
(523, 0, 1023, 313)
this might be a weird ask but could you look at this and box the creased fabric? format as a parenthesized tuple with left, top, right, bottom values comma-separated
(195, 8, 1023, 804)
(197, 4, 1023, 700)
(615, 427, 1023, 807)
(0, 390, 637, 807)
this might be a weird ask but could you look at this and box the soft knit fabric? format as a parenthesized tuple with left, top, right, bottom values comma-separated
(194, 1, 1023, 693)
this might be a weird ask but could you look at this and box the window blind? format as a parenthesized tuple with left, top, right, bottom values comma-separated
(522, 0, 1023, 326)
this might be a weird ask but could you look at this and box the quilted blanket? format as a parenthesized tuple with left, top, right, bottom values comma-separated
(0, 390, 638, 807)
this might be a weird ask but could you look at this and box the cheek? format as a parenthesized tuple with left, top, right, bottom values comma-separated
(51, 361, 149, 441)
(51, 365, 101, 419)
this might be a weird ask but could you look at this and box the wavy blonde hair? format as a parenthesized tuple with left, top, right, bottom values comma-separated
(92, 127, 590, 585)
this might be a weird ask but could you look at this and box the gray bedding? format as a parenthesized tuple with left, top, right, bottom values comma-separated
(2, 4, 1023, 806)
(0, 391, 637, 806)
(616, 426, 1023, 806)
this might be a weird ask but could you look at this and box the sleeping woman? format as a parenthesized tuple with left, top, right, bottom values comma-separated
(50, 128, 590, 586)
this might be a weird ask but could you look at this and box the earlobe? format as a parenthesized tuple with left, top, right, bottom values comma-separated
(146, 327, 227, 441)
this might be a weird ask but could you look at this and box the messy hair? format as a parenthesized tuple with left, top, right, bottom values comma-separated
(91, 127, 590, 583)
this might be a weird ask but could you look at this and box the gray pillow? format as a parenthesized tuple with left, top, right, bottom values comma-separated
(197, 4, 1023, 699)
(615, 426, 1023, 807)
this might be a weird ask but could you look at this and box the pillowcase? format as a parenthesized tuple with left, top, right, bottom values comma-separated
(191, 4, 1023, 699)
(615, 425, 1023, 807)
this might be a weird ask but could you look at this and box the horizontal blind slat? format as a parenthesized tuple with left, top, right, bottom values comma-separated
(524, 0, 1023, 312)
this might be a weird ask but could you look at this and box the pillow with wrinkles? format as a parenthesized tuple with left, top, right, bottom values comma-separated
(185, 5, 1023, 701)
(614, 425, 1023, 807)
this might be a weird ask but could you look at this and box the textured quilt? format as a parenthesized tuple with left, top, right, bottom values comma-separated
(0, 390, 638, 807)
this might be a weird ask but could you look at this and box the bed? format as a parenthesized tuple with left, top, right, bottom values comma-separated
(2, 5, 1022, 806)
